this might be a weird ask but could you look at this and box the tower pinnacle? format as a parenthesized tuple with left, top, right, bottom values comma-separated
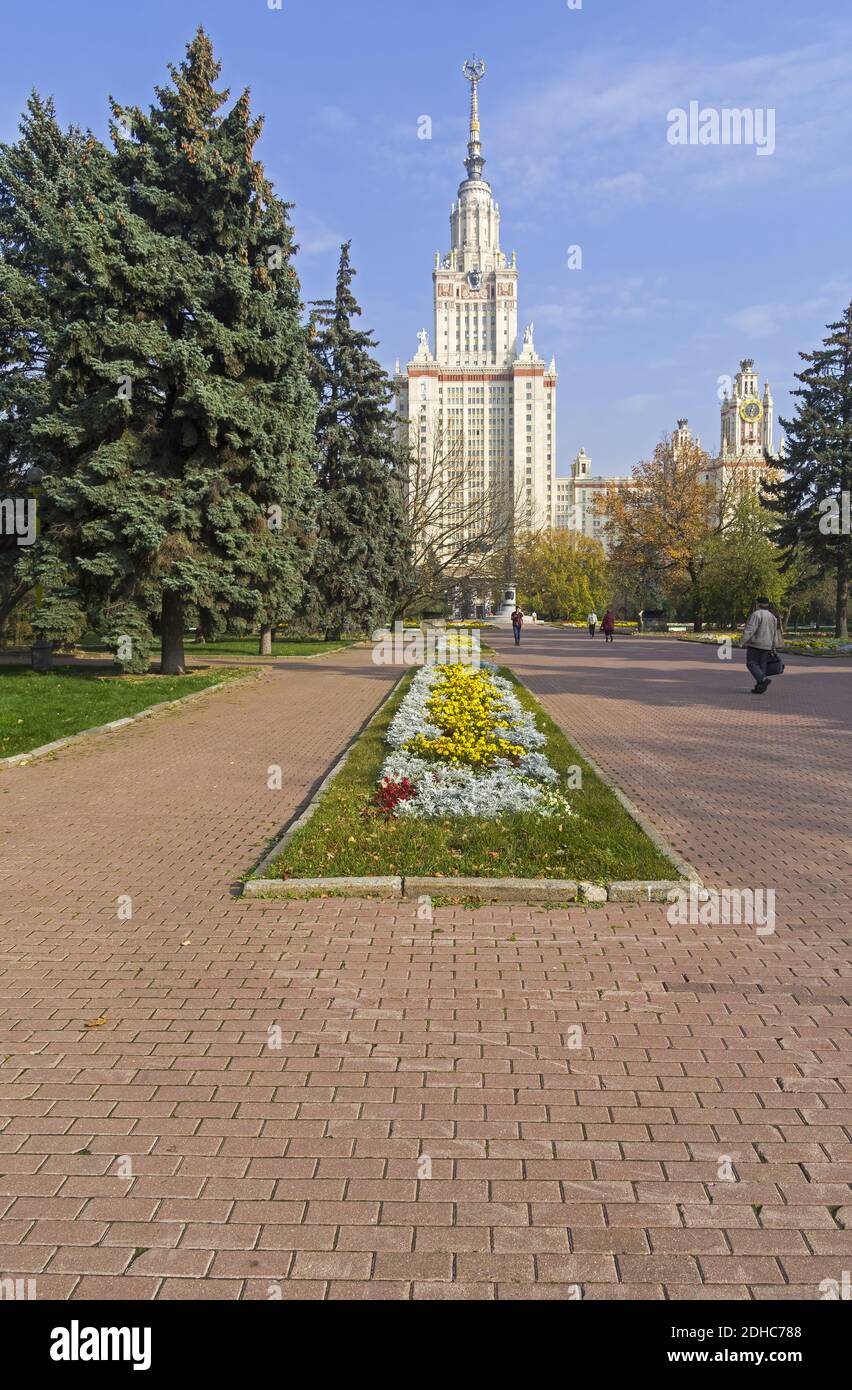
(462, 57, 487, 182)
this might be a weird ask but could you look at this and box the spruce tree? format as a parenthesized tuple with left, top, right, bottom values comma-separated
(0, 96, 92, 649)
(765, 304, 852, 638)
(306, 242, 409, 640)
(107, 28, 318, 672)
(3, 31, 318, 674)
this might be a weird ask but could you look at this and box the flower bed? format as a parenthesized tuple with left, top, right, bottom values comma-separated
(373, 663, 573, 820)
(783, 637, 852, 656)
(264, 665, 679, 884)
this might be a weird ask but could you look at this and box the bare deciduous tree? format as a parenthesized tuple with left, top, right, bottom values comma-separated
(394, 413, 534, 616)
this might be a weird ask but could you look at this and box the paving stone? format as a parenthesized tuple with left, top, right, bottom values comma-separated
(1, 629, 849, 1300)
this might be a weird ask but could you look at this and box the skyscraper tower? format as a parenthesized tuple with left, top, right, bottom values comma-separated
(715, 358, 782, 502)
(720, 359, 775, 463)
(395, 59, 558, 568)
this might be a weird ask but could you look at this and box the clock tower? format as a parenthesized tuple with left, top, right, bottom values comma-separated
(720, 359, 774, 463)
(711, 358, 782, 508)
(395, 58, 558, 580)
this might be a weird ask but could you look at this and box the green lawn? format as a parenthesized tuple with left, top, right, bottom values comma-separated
(72, 636, 358, 660)
(170, 638, 357, 659)
(267, 666, 676, 886)
(0, 666, 249, 759)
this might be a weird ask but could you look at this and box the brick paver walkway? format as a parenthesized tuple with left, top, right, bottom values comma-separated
(1, 631, 849, 1300)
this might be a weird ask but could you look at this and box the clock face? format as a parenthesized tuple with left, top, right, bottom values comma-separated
(467, 269, 483, 292)
(739, 397, 764, 423)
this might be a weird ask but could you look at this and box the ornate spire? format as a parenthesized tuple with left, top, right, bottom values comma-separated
(462, 57, 487, 182)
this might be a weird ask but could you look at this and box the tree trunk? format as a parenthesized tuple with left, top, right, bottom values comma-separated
(160, 591, 186, 674)
(686, 563, 704, 633)
(195, 611, 214, 644)
(0, 582, 30, 649)
(259, 623, 273, 656)
(837, 551, 849, 639)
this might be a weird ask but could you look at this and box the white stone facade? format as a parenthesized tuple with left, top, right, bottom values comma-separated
(555, 360, 782, 551)
(554, 450, 629, 553)
(709, 358, 781, 498)
(395, 61, 557, 549)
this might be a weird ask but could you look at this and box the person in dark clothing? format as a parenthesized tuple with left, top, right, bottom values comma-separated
(742, 597, 781, 694)
(602, 610, 616, 643)
(511, 607, 524, 646)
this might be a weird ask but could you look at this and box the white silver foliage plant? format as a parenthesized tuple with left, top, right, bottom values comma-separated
(378, 664, 573, 820)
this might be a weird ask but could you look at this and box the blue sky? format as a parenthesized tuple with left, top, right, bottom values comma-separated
(2, 0, 851, 477)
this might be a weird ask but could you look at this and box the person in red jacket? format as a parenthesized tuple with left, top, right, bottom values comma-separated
(602, 609, 616, 644)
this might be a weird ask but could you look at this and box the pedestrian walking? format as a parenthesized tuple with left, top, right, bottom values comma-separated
(511, 606, 524, 647)
(769, 602, 785, 639)
(742, 597, 782, 695)
(602, 609, 616, 644)
(588, 610, 598, 639)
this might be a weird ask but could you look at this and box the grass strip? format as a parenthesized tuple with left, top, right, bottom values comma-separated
(269, 666, 676, 885)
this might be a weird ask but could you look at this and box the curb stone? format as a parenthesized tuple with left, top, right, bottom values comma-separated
(248, 671, 408, 881)
(608, 880, 684, 903)
(523, 715, 702, 887)
(242, 663, 701, 906)
(242, 874, 687, 905)
(676, 636, 852, 661)
(405, 876, 579, 904)
(244, 876, 402, 900)
(579, 882, 608, 904)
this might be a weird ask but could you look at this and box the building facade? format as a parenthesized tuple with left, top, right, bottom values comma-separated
(555, 360, 782, 552)
(395, 59, 557, 564)
(695, 359, 782, 506)
(554, 449, 624, 552)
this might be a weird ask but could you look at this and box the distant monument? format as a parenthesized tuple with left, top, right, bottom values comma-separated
(492, 585, 519, 627)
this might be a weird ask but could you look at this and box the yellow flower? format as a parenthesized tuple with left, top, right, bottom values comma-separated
(405, 665, 526, 771)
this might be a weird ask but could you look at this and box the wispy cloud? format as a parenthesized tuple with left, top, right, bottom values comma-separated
(532, 274, 690, 334)
(488, 29, 852, 213)
(291, 212, 345, 258)
(729, 281, 852, 338)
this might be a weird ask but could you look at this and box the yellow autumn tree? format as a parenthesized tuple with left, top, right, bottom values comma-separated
(516, 529, 610, 620)
(597, 435, 724, 631)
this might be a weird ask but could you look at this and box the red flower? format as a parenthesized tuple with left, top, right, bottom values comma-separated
(370, 776, 419, 818)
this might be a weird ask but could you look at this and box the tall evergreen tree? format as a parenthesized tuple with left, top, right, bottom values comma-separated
(3, 31, 318, 673)
(109, 30, 318, 671)
(306, 242, 409, 640)
(765, 305, 852, 638)
(0, 96, 90, 648)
